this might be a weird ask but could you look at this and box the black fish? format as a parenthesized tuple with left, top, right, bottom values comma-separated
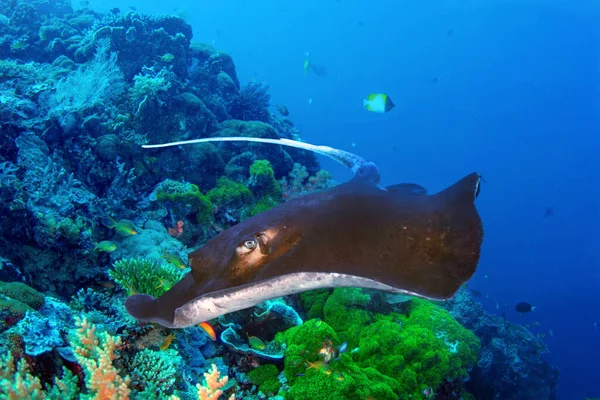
(126, 137, 484, 328)
(515, 302, 535, 313)
(277, 104, 289, 117)
(310, 63, 328, 77)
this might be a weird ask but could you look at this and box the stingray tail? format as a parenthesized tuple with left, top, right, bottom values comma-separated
(142, 136, 380, 184)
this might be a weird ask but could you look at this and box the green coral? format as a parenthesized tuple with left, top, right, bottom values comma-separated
(244, 159, 282, 217)
(109, 258, 185, 298)
(248, 364, 280, 396)
(249, 159, 282, 199)
(130, 348, 182, 399)
(277, 289, 480, 400)
(299, 289, 331, 320)
(0, 281, 46, 329)
(155, 179, 213, 225)
(248, 196, 279, 217)
(207, 177, 252, 209)
(0, 281, 45, 310)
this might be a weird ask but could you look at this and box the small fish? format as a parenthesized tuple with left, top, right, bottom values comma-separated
(95, 240, 117, 253)
(160, 333, 176, 350)
(515, 302, 536, 313)
(308, 98, 313, 105)
(430, 77, 440, 83)
(101, 217, 139, 236)
(331, 371, 345, 381)
(470, 288, 482, 298)
(155, 278, 173, 291)
(548, 329, 553, 336)
(423, 386, 435, 399)
(199, 321, 216, 341)
(314, 318, 322, 328)
(100, 281, 115, 289)
(338, 342, 348, 354)
(305, 359, 329, 372)
(544, 207, 554, 218)
(363, 93, 395, 113)
(247, 333, 266, 350)
(162, 251, 187, 269)
(160, 53, 175, 62)
(277, 104, 289, 116)
(495, 301, 499, 310)
(304, 59, 310, 76)
(310, 63, 328, 77)
(446, 29, 453, 36)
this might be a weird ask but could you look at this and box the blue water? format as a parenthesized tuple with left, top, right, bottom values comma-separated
(90, 0, 600, 398)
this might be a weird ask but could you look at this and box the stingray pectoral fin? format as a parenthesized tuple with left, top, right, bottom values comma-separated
(125, 294, 157, 321)
(426, 172, 483, 298)
(125, 273, 199, 328)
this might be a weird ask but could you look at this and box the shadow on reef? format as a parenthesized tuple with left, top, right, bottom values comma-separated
(0, 1, 560, 399)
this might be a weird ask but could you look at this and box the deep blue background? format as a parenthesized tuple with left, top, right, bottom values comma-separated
(90, 0, 600, 398)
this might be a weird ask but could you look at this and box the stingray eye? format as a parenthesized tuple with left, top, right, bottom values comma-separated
(243, 239, 258, 250)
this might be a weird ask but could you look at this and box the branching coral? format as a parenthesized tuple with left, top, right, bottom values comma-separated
(109, 257, 185, 298)
(70, 316, 131, 399)
(169, 364, 235, 400)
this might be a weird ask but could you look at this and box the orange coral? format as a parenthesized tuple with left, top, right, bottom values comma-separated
(169, 363, 235, 400)
(71, 317, 131, 400)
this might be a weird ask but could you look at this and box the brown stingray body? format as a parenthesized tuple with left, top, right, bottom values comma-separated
(125, 173, 483, 328)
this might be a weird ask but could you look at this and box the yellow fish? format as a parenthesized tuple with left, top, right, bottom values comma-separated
(160, 333, 176, 350)
(95, 240, 117, 252)
(101, 217, 139, 236)
(160, 53, 175, 62)
(247, 333, 266, 350)
(363, 93, 395, 113)
(162, 251, 187, 269)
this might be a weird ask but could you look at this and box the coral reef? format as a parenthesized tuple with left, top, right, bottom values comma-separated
(442, 288, 559, 400)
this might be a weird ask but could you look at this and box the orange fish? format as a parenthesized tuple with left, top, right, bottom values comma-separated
(199, 321, 216, 341)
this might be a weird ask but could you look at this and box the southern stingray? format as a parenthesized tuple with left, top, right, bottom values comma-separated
(125, 137, 484, 328)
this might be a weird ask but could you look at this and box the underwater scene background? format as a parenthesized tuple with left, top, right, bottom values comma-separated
(0, 0, 598, 399)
